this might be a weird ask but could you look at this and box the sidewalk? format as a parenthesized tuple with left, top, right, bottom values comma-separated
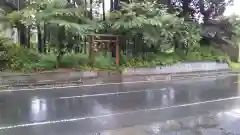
(0, 61, 236, 88)
(0, 69, 238, 88)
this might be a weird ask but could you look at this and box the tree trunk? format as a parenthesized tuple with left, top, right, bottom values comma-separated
(47, 27, 51, 53)
(83, 0, 87, 54)
(165, 0, 173, 13)
(114, 0, 119, 10)
(89, 0, 93, 20)
(102, 0, 106, 20)
(37, 24, 42, 53)
(18, 24, 27, 46)
(199, 0, 213, 24)
(56, 26, 66, 68)
(84, 0, 87, 16)
(26, 26, 31, 48)
(110, 0, 114, 11)
(83, 36, 87, 54)
(133, 37, 136, 56)
(182, 0, 191, 20)
(43, 22, 47, 53)
(88, 36, 94, 66)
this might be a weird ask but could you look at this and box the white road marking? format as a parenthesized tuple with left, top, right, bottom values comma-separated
(0, 74, 235, 93)
(234, 81, 240, 83)
(59, 88, 167, 99)
(0, 95, 239, 131)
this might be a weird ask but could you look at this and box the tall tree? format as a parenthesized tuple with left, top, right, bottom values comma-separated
(114, 0, 120, 10)
(110, 0, 114, 11)
(102, 0, 105, 20)
(89, 0, 93, 19)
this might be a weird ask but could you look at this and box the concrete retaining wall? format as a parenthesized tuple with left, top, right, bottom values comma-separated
(122, 62, 229, 76)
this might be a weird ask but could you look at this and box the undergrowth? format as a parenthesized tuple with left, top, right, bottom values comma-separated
(1, 44, 234, 72)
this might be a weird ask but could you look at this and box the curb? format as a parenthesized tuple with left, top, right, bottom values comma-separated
(0, 70, 237, 89)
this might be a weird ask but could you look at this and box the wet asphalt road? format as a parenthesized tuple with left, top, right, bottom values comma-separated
(0, 74, 240, 135)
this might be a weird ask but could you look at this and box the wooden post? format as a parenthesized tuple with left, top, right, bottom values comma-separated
(88, 35, 94, 65)
(116, 36, 120, 66)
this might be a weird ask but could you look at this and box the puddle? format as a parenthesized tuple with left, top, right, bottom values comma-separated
(96, 110, 240, 135)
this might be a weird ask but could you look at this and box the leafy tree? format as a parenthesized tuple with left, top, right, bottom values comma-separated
(229, 15, 240, 42)
(34, 0, 99, 67)
(0, 0, 100, 67)
(157, 0, 233, 22)
(107, 1, 201, 53)
(229, 15, 240, 62)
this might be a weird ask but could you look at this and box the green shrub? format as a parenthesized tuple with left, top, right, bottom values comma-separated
(30, 54, 56, 71)
(121, 52, 182, 68)
(7, 46, 40, 71)
(229, 61, 240, 69)
(175, 46, 228, 62)
(74, 54, 89, 66)
(93, 53, 116, 68)
(120, 46, 229, 68)
(60, 54, 79, 68)
(153, 53, 181, 65)
(0, 36, 40, 71)
(0, 37, 16, 69)
(30, 53, 89, 70)
(1, 40, 231, 71)
(60, 53, 89, 68)
(0, 51, 8, 69)
(119, 51, 130, 65)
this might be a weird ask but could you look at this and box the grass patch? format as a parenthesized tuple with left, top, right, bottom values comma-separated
(229, 61, 240, 69)
(0, 85, 9, 89)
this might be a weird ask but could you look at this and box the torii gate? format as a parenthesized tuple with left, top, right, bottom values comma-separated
(88, 34, 120, 66)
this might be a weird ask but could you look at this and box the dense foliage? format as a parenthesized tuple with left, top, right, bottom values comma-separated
(107, 2, 201, 52)
(0, 0, 239, 71)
